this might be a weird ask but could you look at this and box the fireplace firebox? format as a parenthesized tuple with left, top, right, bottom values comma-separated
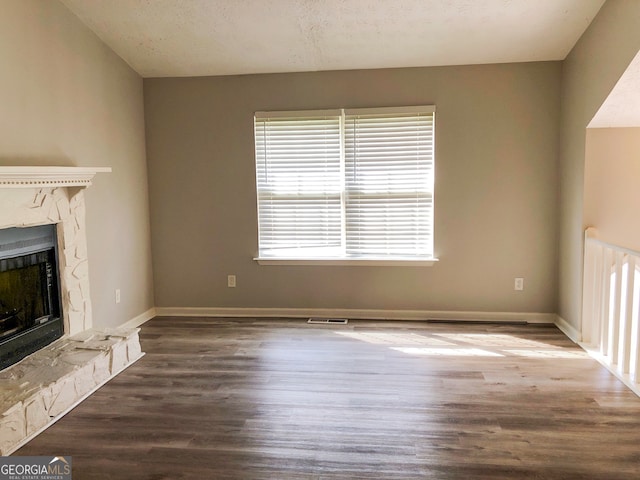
(0, 224, 63, 370)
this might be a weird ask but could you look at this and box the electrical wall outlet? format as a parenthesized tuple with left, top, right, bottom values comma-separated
(227, 275, 236, 288)
(115, 289, 121, 304)
(514, 278, 524, 291)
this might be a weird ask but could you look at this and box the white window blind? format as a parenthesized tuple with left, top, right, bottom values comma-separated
(344, 108, 434, 258)
(255, 106, 435, 261)
(255, 111, 342, 257)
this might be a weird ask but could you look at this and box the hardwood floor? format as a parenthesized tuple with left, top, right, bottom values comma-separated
(15, 317, 640, 479)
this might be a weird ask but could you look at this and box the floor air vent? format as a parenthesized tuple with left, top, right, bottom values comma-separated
(308, 318, 349, 325)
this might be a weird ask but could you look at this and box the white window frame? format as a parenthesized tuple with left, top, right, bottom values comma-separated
(254, 106, 437, 266)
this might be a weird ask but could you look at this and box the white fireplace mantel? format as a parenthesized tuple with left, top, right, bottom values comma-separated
(0, 166, 111, 335)
(0, 166, 112, 188)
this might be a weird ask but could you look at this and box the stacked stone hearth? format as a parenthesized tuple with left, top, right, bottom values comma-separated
(0, 328, 142, 455)
(0, 167, 144, 455)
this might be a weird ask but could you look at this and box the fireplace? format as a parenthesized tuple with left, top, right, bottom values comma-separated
(0, 224, 63, 370)
(0, 166, 144, 456)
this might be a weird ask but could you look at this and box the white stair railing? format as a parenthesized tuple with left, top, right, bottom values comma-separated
(582, 228, 640, 396)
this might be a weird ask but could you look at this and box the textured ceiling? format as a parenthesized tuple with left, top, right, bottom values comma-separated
(61, 0, 605, 78)
(590, 50, 640, 128)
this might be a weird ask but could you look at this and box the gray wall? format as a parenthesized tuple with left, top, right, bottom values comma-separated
(558, 0, 640, 329)
(145, 62, 561, 314)
(0, 0, 154, 327)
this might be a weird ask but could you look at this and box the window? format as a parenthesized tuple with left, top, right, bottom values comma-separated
(254, 106, 435, 265)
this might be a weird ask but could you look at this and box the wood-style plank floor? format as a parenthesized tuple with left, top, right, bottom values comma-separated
(15, 317, 640, 479)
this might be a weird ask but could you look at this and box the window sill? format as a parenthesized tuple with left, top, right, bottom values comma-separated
(254, 257, 439, 267)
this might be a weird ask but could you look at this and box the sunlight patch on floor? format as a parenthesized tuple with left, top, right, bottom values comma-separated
(503, 349, 588, 359)
(333, 330, 588, 360)
(391, 347, 503, 357)
(433, 333, 551, 348)
(334, 331, 455, 346)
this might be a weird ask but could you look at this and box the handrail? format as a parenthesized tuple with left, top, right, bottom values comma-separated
(584, 228, 640, 259)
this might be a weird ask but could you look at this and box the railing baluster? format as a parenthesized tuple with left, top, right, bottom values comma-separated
(601, 247, 612, 357)
(582, 240, 596, 344)
(582, 242, 592, 344)
(592, 244, 604, 349)
(610, 251, 624, 366)
(635, 287, 640, 384)
(622, 256, 635, 374)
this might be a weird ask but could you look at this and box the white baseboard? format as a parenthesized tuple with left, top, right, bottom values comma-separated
(554, 315, 582, 343)
(154, 307, 557, 324)
(119, 307, 156, 329)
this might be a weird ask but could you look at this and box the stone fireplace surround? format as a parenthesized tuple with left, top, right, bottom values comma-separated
(0, 167, 144, 455)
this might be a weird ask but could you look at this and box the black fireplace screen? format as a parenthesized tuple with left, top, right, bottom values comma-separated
(0, 225, 63, 370)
